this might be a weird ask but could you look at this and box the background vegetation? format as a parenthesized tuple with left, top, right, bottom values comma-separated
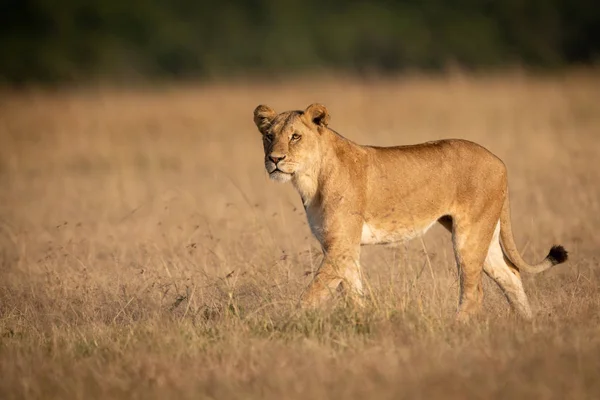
(1, 0, 600, 83)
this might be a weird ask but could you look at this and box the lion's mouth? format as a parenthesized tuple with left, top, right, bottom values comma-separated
(266, 163, 293, 175)
(265, 160, 294, 177)
(267, 167, 293, 182)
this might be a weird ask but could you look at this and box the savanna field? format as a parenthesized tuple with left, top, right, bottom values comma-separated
(1, 72, 600, 399)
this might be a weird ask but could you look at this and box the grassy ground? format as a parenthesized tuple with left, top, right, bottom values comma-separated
(1, 71, 599, 399)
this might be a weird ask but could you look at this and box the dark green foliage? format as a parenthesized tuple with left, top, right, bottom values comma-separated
(1, 0, 599, 83)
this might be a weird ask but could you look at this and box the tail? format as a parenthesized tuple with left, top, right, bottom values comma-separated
(499, 191, 568, 274)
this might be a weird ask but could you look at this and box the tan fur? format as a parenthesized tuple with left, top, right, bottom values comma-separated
(253, 103, 568, 321)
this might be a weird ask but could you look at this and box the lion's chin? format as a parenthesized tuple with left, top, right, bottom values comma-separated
(268, 170, 293, 183)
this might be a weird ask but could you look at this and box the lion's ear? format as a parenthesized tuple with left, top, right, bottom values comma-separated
(304, 103, 330, 128)
(253, 105, 277, 134)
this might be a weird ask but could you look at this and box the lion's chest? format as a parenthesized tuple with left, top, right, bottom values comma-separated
(305, 205, 325, 244)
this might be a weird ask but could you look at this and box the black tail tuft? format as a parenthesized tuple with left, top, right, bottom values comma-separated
(547, 245, 568, 265)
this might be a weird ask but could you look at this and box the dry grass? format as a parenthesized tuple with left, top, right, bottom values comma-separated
(1, 71, 600, 399)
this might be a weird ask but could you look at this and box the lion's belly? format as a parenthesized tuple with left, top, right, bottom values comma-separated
(305, 202, 438, 247)
(360, 220, 436, 245)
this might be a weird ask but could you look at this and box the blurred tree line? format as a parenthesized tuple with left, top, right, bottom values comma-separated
(1, 0, 599, 84)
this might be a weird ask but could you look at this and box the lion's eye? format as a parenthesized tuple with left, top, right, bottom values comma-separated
(291, 133, 301, 141)
(264, 134, 274, 142)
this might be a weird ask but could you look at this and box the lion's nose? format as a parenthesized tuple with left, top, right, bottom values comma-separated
(269, 154, 286, 164)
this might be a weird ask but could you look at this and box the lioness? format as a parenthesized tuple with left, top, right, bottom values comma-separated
(253, 103, 567, 320)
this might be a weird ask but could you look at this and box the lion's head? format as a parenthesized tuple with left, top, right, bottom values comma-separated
(253, 103, 330, 183)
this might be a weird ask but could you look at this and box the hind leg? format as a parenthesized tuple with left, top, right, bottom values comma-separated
(484, 222, 532, 319)
(452, 218, 497, 322)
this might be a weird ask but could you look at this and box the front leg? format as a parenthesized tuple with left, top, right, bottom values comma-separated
(300, 249, 363, 308)
(299, 185, 366, 308)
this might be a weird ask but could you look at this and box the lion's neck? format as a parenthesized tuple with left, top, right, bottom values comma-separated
(292, 130, 346, 206)
(292, 172, 319, 206)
